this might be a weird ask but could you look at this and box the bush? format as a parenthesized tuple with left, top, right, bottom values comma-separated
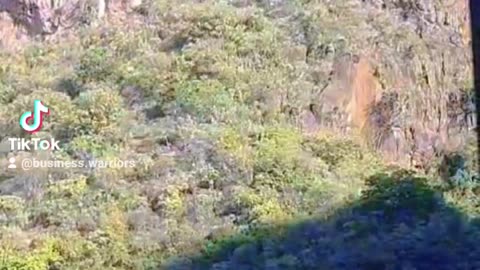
(217, 126, 254, 170)
(360, 170, 440, 223)
(254, 126, 302, 172)
(0, 82, 15, 104)
(75, 46, 114, 84)
(67, 134, 120, 158)
(175, 79, 241, 122)
(0, 238, 62, 270)
(0, 196, 25, 226)
(74, 86, 126, 135)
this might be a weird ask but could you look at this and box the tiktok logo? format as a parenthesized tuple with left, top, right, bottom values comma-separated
(19, 100, 50, 134)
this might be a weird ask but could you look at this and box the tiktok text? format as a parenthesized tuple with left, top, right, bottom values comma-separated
(8, 138, 61, 151)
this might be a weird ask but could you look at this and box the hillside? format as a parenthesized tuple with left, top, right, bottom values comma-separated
(0, 0, 479, 269)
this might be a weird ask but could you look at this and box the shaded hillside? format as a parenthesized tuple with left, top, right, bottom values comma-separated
(164, 170, 480, 270)
(0, 0, 478, 269)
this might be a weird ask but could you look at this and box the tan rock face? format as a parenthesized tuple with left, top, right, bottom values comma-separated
(450, 0, 471, 45)
(0, 13, 17, 49)
(317, 54, 381, 132)
(347, 57, 382, 130)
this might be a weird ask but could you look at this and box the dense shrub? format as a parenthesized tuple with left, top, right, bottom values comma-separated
(74, 86, 127, 135)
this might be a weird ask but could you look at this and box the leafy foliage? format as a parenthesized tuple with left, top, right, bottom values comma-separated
(0, 0, 477, 269)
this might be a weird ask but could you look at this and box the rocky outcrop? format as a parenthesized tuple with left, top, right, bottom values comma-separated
(0, 0, 63, 35)
(303, 0, 474, 169)
(312, 54, 382, 133)
(0, 0, 143, 39)
(347, 56, 383, 131)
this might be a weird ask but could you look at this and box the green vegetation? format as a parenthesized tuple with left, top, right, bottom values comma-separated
(0, 0, 478, 269)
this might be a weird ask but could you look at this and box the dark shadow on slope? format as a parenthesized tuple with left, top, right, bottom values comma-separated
(163, 169, 480, 270)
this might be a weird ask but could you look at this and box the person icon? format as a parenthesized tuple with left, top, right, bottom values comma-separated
(8, 157, 16, 169)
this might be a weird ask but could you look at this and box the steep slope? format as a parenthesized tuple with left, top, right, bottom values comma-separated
(0, 0, 478, 269)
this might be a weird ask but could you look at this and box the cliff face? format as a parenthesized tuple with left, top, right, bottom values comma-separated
(0, 0, 475, 165)
(296, 0, 473, 166)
